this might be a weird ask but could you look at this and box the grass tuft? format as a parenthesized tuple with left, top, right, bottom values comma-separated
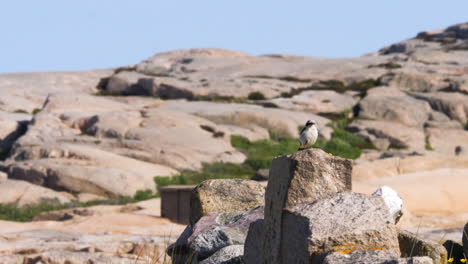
(0, 190, 156, 222)
(247, 91, 266, 100)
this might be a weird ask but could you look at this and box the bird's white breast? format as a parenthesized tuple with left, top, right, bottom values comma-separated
(300, 125, 318, 146)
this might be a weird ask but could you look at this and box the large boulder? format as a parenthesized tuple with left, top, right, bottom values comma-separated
(398, 230, 447, 264)
(257, 149, 352, 264)
(278, 192, 400, 264)
(169, 207, 263, 263)
(0, 179, 72, 206)
(412, 92, 468, 124)
(190, 179, 265, 224)
(358, 94, 432, 127)
(348, 119, 426, 152)
(426, 128, 468, 157)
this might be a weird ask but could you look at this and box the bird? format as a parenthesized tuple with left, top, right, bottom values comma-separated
(299, 120, 318, 150)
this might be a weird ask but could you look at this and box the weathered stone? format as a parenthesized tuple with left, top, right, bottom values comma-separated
(244, 219, 264, 264)
(168, 206, 263, 262)
(199, 245, 244, 264)
(190, 179, 265, 224)
(426, 128, 468, 157)
(189, 226, 246, 260)
(261, 149, 352, 264)
(348, 120, 426, 151)
(264, 90, 359, 114)
(161, 100, 332, 139)
(398, 230, 447, 264)
(278, 192, 400, 264)
(358, 94, 432, 127)
(323, 250, 433, 264)
(372, 186, 403, 224)
(412, 92, 468, 124)
(0, 179, 72, 207)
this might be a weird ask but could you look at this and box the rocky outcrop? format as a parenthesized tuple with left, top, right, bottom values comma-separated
(348, 119, 426, 151)
(190, 179, 265, 224)
(358, 93, 432, 127)
(264, 90, 359, 114)
(412, 92, 468, 124)
(0, 179, 72, 206)
(160, 100, 333, 139)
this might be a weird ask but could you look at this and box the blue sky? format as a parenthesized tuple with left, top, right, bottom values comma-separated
(1, 1, 467, 73)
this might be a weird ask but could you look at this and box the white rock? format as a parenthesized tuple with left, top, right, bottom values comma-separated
(372, 186, 403, 223)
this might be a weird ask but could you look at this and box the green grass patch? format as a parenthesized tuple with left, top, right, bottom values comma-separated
(192, 94, 248, 104)
(13, 109, 29, 114)
(155, 162, 254, 189)
(425, 136, 434, 151)
(0, 190, 156, 222)
(247, 91, 266, 100)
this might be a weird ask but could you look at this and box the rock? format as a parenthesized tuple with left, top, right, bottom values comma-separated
(358, 94, 432, 127)
(443, 240, 464, 264)
(244, 219, 264, 264)
(8, 160, 165, 198)
(412, 92, 468, 124)
(121, 48, 386, 99)
(426, 128, 468, 156)
(260, 149, 352, 264)
(398, 230, 447, 264)
(168, 206, 264, 260)
(33, 208, 93, 221)
(0, 179, 72, 207)
(264, 90, 359, 114)
(348, 119, 426, 151)
(0, 171, 7, 181)
(199, 245, 244, 264)
(463, 223, 468, 260)
(323, 250, 433, 264)
(251, 168, 269, 181)
(161, 100, 333, 139)
(188, 226, 246, 261)
(354, 167, 468, 216)
(77, 193, 107, 203)
(218, 124, 270, 141)
(0, 111, 30, 151)
(105, 70, 195, 99)
(0, 70, 113, 113)
(24, 250, 146, 264)
(0, 255, 24, 264)
(381, 72, 450, 92)
(278, 192, 400, 263)
(372, 186, 403, 224)
(190, 179, 265, 224)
